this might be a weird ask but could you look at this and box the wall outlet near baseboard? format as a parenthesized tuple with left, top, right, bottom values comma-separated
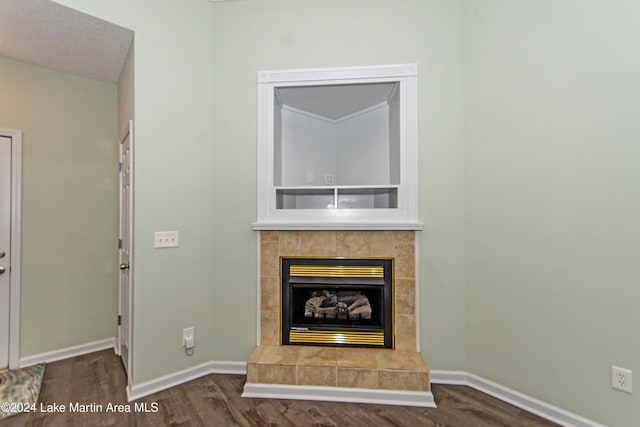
(612, 365, 632, 393)
(182, 327, 195, 349)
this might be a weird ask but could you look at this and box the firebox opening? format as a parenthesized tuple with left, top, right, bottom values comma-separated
(281, 258, 393, 349)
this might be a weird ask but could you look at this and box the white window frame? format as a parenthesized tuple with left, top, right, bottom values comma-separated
(253, 64, 422, 230)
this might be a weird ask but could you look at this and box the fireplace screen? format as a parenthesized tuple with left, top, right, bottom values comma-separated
(281, 258, 393, 348)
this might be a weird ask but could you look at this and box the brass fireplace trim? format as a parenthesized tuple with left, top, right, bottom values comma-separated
(289, 330, 385, 346)
(289, 265, 384, 278)
(280, 257, 395, 349)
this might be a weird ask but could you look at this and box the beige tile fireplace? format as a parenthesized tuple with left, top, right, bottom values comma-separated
(243, 230, 434, 407)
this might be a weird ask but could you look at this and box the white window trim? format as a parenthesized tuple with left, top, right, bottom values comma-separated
(253, 64, 422, 231)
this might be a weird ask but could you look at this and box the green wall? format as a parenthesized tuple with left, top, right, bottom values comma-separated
(54, 0, 467, 384)
(208, 0, 468, 367)
(118, 42, 134, 138)
(53, 0, 219, 384)
(464, 1, 640, 425)
(0, 56, 118, 356)
(47, 1, 639, 425)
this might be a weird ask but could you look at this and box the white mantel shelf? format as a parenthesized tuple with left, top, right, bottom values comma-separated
(251, 222, 424, 231)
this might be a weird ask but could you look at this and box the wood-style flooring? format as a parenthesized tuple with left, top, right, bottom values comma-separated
(3, 349, 558, 426)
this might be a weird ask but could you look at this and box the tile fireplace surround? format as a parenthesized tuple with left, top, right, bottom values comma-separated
(242, 231, 434, 407)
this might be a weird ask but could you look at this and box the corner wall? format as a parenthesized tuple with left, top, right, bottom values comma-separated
(0, 56, 118, 357)
(464, 1, 640, 425)
(210, 0, 468, 370)
(53, 0, 218, 385)
(53, 0, 467, 384)
(43, 1, 639, 425)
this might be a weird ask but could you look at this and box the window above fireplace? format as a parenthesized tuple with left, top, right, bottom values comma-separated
(253, 64, 423, 231)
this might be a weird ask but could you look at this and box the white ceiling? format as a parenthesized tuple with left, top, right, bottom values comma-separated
(277, 82, 398, 121)
(0, 0, 133, 83)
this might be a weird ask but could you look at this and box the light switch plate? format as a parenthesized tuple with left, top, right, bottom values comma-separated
(154, 231, 179, 248)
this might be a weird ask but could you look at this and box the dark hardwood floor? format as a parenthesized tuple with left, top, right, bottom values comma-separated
(3, 349, 558, 426)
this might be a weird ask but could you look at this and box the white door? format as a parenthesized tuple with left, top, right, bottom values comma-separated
(0, 135, 11, 370)
(118, 121, 133, 378)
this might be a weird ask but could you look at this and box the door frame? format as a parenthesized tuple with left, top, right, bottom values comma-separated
(0, 128, 22, 369)
(117, 120, 133, 382)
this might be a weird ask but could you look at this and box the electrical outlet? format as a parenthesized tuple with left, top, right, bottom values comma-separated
(324, 173, 334, 185)
(154, 231, 179, 248)
(612, 365, 633, 393)
(182, 327, 194, 349)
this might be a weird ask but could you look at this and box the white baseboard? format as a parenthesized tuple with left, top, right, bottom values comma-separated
(19, 337, 116, 367)
(209, 360, 247, 375)
(430, 370, 604, 427)
(128, 361, 213, 401)
(429, 369, 468, 385)
(128, 361, 435, 408)
(15, 343, 603, 426)
(242, 383, 436, 408)
(127, 360, 247, 402)
(19, 339, 248, 403)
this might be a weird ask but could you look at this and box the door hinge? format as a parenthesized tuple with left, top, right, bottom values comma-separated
(118, 238, 123, 249)
(117, 315, 122, 326)
(119, 162, 123, 173)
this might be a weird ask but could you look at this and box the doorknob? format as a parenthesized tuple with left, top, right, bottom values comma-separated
(0, 250, 5, 258)
(120, 263, 129, 270)
(0, 266, 5, 274)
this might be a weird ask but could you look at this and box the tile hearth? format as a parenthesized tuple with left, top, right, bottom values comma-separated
(244, 230, 433, 407)
(247, 346, 429, 391)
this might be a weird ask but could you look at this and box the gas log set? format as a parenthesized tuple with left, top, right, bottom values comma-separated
(304, 290, 372, 320)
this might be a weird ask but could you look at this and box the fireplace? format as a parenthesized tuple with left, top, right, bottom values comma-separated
(244, 231, 432, 407)
(281, 257, 393, 349)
